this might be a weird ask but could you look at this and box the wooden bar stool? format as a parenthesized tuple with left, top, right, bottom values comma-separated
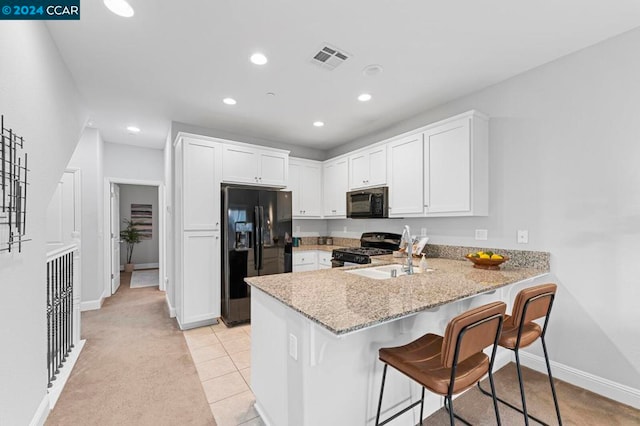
(477, 283, 562, 426)
(375, 301, 506, 426)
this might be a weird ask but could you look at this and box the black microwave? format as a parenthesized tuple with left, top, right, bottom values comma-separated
(346, 186, 389, 218)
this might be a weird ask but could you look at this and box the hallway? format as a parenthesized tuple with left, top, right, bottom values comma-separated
(46, 272, 215, 425)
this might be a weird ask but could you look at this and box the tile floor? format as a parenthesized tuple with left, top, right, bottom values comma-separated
(183, 322, 265, 426)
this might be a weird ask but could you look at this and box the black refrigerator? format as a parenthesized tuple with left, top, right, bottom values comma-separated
(221, 185, 293, 325)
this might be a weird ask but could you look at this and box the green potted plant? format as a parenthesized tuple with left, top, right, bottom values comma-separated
(120, 218, 142, 273)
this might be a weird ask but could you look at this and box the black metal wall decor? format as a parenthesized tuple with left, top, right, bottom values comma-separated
(1, 114, 30, 253)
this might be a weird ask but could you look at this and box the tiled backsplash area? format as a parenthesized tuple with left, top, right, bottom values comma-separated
(424, 244, 550, 270)
(297, 237, 550, 270)
(299, 236, 360, 247)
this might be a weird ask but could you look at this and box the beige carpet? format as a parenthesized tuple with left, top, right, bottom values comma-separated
(424, 362, 640, 425)
(46, 272, 216, 426)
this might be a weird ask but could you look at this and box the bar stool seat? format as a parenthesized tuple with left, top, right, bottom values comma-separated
(498, 315, 541, 348)
(379, 334, 490, 395)
(375, 301, 507, 426)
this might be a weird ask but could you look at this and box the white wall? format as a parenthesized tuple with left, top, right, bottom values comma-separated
(324, 27, 640, 390)
(292, 219, 327, 237)
(67, 128, 105, 305)
(104, 142, 164, 182)
(119, 184, 159, 266)
(0, 22, 87, 425)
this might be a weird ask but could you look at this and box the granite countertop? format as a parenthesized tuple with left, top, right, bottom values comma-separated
(246, 257, 548, 335)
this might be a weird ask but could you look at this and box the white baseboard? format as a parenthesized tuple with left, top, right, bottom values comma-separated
(48, 340, 86, 409)
(254, 402, 273, 426)
(166, 294, 176, 318)
(119, 262, 159, 271)
(518, 351, 640, 409)
(29, 393, 50, 426)
(80, 298, 103, 311)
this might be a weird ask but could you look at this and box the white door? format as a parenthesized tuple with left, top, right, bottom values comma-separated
(110, 183, 121, 294)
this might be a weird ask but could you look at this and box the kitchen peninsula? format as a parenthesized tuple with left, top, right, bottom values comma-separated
(246, 255, 550, 426)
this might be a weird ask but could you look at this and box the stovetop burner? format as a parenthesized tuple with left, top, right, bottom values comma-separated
(331, 232, 402, 265)
(336, 247, 393, 256)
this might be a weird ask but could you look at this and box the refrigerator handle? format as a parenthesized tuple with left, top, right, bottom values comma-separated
(254, 206, 261, 270)
(258, 206, 264, 270)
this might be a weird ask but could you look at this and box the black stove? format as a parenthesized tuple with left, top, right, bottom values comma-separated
(331, 232, 402, 267)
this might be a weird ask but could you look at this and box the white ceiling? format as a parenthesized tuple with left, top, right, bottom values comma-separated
(47, 1, 640, 151)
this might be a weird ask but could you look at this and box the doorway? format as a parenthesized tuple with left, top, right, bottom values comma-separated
(104, 178, 165, 297)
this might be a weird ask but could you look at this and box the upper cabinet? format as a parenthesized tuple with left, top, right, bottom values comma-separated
(323, 156, 348, 218)
(387, 134, 424, 217)
(348, 145, 386, 190)
(222, 144, 289, 187)
(423, 112, 488, 216)
(288, 158, 322, 218)
(182, 137, 222, 230)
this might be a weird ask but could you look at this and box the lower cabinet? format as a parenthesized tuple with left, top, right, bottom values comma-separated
(293, 250, 333, 271)
(318, 251, 332, 269)
(293, 251, 318, 272)
(181, 230, 221, 326)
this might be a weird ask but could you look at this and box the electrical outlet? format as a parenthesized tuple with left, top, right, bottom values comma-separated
(289, 333, 298, 360)
(517, 230, 529, 244)
(475, 229, 488, 240)
(421, 227, 427, 236)
(295, 226, 300, 233)
(343, 226, 347, 233)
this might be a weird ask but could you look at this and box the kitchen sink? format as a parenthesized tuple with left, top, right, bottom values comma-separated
(345, 264, 433, 280)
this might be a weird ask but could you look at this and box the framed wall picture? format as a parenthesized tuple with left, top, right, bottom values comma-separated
(131, 203, 152, 239)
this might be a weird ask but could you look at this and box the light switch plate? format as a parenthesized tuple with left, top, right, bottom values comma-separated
(517, 230, 529, 244)
(475, 229, 488, 240)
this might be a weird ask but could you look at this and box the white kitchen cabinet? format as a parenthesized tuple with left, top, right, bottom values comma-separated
(387, 134, 424, 217)
(222, 143, 289, 187)
(423, 112, 488, 216)
(182, 230, 221, 324)
(288, 158, 322, 218)
(183, 138, 222, 230)
(323, 156, 348, 218)
(317, 251, 332, 269)
(293, 251, 318, 272)
(174, 135, 223, 329)
(348, 145, 387, 190)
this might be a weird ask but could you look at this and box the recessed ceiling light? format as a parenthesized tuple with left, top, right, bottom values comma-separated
(358, 93, 372, 102)
(223, 97, 237, 105)
(103, 0, 134, 17)
(313, 121, 325, 127)
(126, 125, 140, 134)
(363, 64, 383, 76)
(250, 53, 268, 65)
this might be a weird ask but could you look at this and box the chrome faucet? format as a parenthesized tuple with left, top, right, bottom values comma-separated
(401, 225, 413, 275)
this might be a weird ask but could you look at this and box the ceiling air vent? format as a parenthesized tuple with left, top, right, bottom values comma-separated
(311, 44, 351, 70)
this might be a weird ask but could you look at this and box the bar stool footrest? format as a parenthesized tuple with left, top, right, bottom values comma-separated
(377, 399, 423, 426)
(477, 382, 549, 426)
